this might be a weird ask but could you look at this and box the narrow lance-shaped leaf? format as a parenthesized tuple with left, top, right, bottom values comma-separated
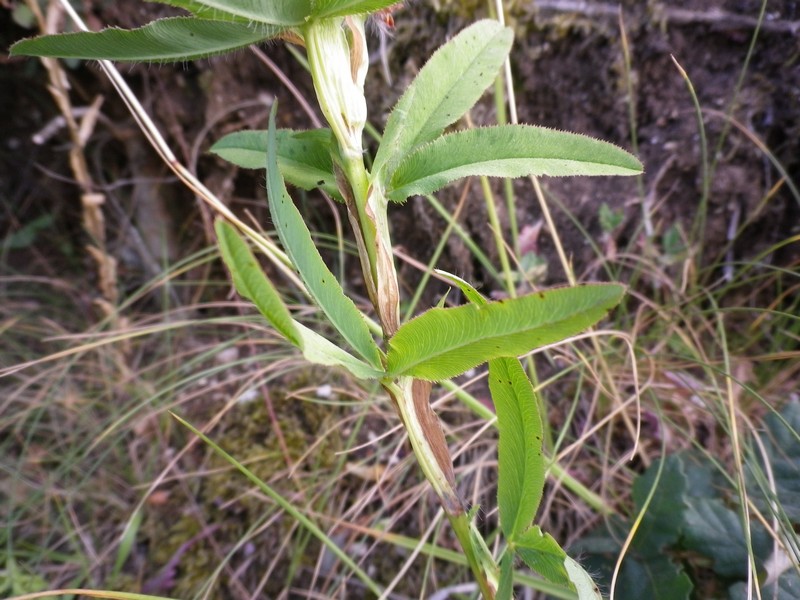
(215, 219, 383, 380)
(386, 284, 625, 381)
(311, 0, 402, 19)
(439, 270, 547, 542)
(216, 218, 301, 346)
(387, 125, 644, 201)
(10, 17, 282, 62)
(265, 104, 383, 369)
(372, 19, 513, 181)
(210, 129, 340, 198)
(151, 0, 312, 26)
(489, 358, 546, 541)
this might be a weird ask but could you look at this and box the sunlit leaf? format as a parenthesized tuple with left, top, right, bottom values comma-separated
(372, 19, 513, 181)
(215, 220, 383, 379)
(387, 125, 643, 201)
(515, 526, 572, 589)
(215, 218, 301, 346)
(386, 284, 625, 380)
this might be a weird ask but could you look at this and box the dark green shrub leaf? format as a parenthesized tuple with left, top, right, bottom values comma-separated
(754, 400, 800, 522)
(10, 17, 282, 62)
(631, 454, 689, 554)
(372, 20, 513, 181)
(386, 284, 625, 381)
(682, 497, 752, 579)
(210, 128, 340, 197)
(387, 125, 643, 201)
(615, 555, 692, 600)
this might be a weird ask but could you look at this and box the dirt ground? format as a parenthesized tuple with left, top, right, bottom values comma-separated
(3, 0, 799, 302)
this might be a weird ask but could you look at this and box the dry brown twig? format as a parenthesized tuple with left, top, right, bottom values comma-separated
(25, 0, 121, 317)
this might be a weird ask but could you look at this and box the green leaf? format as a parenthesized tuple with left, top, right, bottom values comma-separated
(311, 0, 402, 19)
(372, 20, 514, 181)
(682, 498, 751, 579)
(210, 128, 340, 197)
(215, 219, 383, 379)
(386, 284, 625, 381)
(753, 400, 800, 522)
(631, 454, 689, 555)
(295, 323, 384, 379)
(434, 268, 488, 306)
(152, 0, 312, 25)
(216, 219, 302, 346)
(10, 17, 282, 62)
(615, 555, 692, 600)
(265, 105, 383, 369)
(489, 358, 545, 541)
(515, 526, 572, 588)
(387, 125, 643, 201)
(439, 270, 547, 540)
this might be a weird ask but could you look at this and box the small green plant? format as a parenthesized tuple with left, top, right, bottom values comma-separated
(574, 401, 800, 599)
(12, 2, 642, 597)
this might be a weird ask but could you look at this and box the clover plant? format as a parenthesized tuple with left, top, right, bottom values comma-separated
(12, 2, 642, 597)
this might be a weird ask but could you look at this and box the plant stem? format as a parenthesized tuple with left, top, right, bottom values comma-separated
(384, 377, 498, 599)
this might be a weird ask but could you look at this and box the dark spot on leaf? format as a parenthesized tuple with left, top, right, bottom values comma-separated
(317, 180, 325, 186)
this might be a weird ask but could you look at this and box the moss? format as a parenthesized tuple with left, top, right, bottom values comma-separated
(143, 377, 348, 596)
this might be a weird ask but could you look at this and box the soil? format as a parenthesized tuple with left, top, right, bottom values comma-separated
(4, 1, 798, 302)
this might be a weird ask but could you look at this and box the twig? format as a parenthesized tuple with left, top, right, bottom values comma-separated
(534, 1, 800, 34)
